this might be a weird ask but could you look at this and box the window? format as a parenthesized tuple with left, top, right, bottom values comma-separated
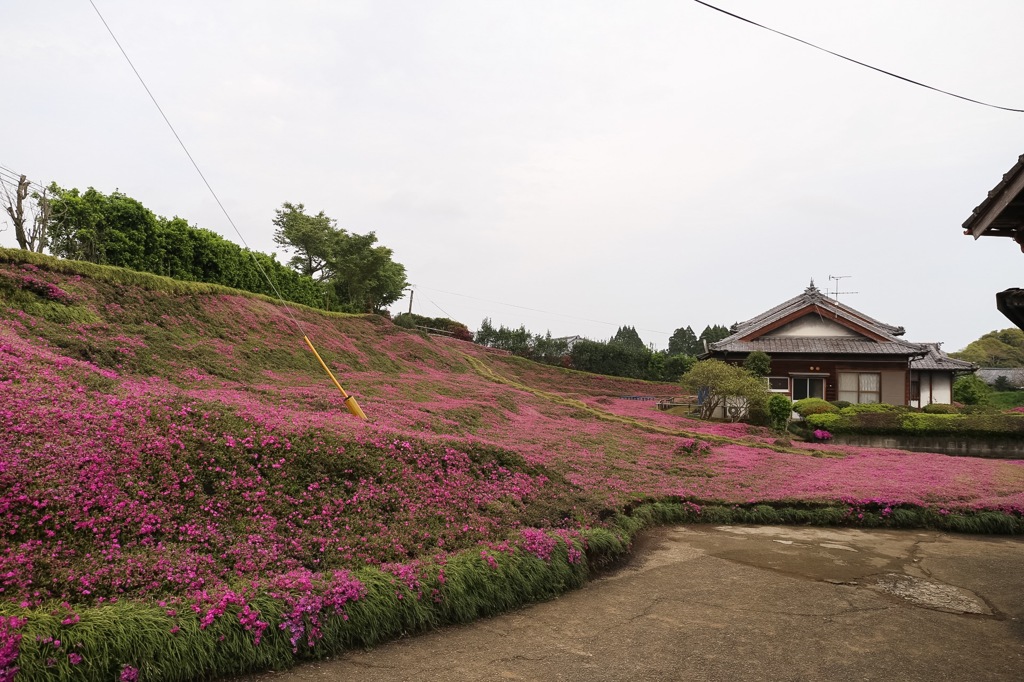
(910, 380, 920, 402)
(838, 372, 880, 404)
(767, 377, 789, 393)
(792, 377, 825, 400)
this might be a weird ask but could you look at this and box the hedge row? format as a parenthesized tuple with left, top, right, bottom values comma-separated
(3, 501, 1022, 682)
(805, 411, 1024, 438)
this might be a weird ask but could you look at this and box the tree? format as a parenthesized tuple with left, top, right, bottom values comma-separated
(272, 202, 336, 280)
(697, 324, 731, 352)
(994, 375, 1015, 392)
(663, 354, 697, 382)
(610, 325, 646, 353)
(668, 326, 700, 356)
(1, 173, 50, 252)
(680, 359, 769, 421)
(743, 351, 772, 378)
(951, 329, 1024, 367)
(953, 374, 992, 406)
(273, 202, 408, 314)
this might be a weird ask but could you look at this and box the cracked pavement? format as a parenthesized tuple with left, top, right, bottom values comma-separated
(242, 526, 1024, 681)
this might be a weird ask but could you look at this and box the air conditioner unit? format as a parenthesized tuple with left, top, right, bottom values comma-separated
(726, 405, 743, 418)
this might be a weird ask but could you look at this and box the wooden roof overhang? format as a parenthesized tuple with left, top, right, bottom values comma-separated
(963, 154, 1024, 243)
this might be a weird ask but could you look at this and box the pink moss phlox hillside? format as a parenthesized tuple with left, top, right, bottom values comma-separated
(4, 258, 1024, 641)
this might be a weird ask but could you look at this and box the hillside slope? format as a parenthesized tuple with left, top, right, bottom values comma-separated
(3, 248, 1024, 680)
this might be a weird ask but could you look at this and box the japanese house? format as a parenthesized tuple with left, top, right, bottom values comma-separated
(703, 282, 974, 406)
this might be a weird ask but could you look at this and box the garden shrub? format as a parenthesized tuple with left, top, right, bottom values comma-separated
(839, 402, 904, 414)
(805, 410, 1024, 439)
(767, 394, 793, 432)
(792, 397, 836, 417)
(922, 403, 958, 414)
(829, 400, 852, 409)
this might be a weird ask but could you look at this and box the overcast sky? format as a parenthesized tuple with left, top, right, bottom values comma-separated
(3, 0, 1023, 352)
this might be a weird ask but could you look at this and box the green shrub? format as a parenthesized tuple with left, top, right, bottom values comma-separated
(792, 397, 837, 417)
(767, 394, 793, 432)
(839, 402, 904, 414)
(922, 403, 958, 414)
(806, 410, 1024, 438)
(829, 400, 852, 409)
(953, 374, 992, 406)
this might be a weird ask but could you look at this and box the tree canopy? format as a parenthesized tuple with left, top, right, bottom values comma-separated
(272, 203, 407, 313)
(680, 359, 769, 421)
(951, 329, 1024, 368)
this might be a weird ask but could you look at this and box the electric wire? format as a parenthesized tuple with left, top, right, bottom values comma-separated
(414, 285, 672, 337)
(693, 0, 1024, 114)
(86, 0, 308, 336)
(0, 166, 49, 194)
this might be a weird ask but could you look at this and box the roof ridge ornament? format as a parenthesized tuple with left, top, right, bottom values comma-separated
(805, 279, 821, 297)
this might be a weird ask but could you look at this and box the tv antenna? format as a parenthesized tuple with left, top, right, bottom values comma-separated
(827, 275, 858, 303)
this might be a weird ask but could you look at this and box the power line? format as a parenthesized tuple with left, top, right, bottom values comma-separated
(86, 0, 307, 336)
(692, 0, 1024, 114)
(0, 166, 49, 194)
(414, 285, 672, 337)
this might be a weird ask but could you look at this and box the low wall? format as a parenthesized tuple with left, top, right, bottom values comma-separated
(832, 434, 1024, 459)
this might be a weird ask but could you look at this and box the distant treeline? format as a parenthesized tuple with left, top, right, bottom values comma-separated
(474, 319, 733, 382)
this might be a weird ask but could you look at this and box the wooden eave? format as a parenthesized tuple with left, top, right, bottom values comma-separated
(738, 304, 890, 343)
(963, 154, 1024, 239)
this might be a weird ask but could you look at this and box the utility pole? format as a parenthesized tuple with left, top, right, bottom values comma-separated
(407, 287, 414, 315)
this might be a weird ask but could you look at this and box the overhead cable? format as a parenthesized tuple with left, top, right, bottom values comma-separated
(693, 0, 1024, 113)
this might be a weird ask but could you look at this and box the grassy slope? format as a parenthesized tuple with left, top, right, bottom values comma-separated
(3, 249, 1024, 680)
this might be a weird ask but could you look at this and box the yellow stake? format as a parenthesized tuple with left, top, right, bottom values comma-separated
(304, 335, 368, 420)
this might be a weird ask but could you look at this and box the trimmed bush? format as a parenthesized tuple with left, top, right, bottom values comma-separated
(829, 400, 852, 410)
(806, 410, 1024, 439)
(839, 402, 905, 414)
(792, 397, 837, 417)
(922, 403, 958, 415)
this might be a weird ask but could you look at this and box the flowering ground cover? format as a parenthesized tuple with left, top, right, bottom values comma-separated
(2, 249, 1024, 681)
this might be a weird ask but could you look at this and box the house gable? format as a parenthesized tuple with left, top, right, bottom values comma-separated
(739, 303, 890, 343)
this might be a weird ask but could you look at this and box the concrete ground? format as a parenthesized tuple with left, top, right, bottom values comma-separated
(245, 526, 1024, 681)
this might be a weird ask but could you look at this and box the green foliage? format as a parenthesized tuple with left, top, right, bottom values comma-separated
(570, 338, 649, 380)
(667, 326, 700, 356)
(394, 313, 473, 341)
(951, 328, 1024, 367)
(921, 403, 959, 414)
(767, 394, 793, 432)
(829, 400, 852, 410)
(953, 374, 992, 406)
(839, 402, 904, 414)
(806, 410, 1024, 439)
(742, 351, 772, 378)
(988, 391, 1024, 410)
(475, 319, 569, 365)
(993, 375, 1016, 391)
(273, 202, 408, 313)
(697, 324, 731, 349)
(42, 185, 326, 309)
(662, 354, 696, 382)
(792, 397, 837, 417)
(680, 359, 769, 421)
(610, 325, 646, 353)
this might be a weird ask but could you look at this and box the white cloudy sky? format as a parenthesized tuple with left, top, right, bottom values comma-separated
(2, 0, 1023, 352)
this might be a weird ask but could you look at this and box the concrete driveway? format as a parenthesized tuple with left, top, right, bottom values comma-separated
(246, 526, 1024, 681)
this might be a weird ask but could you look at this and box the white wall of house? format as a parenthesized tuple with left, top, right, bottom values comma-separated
(909, 371, 953, 408)
(764, 317, 860, 338)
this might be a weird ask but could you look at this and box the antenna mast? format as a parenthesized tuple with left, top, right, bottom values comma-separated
(827, 275, 858, 303)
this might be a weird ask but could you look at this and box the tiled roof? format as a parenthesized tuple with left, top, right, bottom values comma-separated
(975, 368, 1024, 387)
(710, 337, 922, 355)
(910, 343, 976, 372)
(709, 282, 910, 354)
